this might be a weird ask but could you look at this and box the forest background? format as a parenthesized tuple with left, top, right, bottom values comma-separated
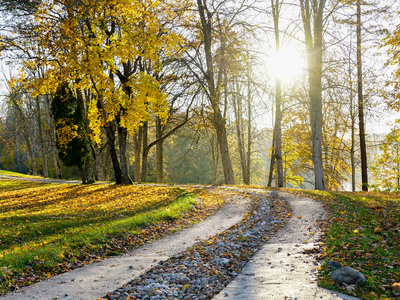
(0, 0, 400, 191)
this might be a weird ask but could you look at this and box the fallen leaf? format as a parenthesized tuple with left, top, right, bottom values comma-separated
(393, 283, 400, 291)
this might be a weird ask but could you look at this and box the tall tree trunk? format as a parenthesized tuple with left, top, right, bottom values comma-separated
(78, 165, 88, 184)
(232, 84, 248, 184)
(156, 117, 164, 183)
(267, 128, 276, 187)
(272, 0, 284, 187)
(196, 0, 235, 185)
(246, 75, 252, 185)
(274, 78, 283, 187)
(94, 143, 106, 181)
(35, 96, 48, 178)
(117, 121, 133, 184)
(104, 145, 111, 181)
(211, 134, 219, 185)
(133, 128, 143, 182)
(84, 155, 95, 183)
(349, 59, 356, 192)
(141, 122, 149, 182)
(104, 118, 123, 184)
(300, 0, 326, 190)
(357, 0, 368, 191)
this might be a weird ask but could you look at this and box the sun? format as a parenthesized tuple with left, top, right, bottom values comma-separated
(266, 46, 304, 83)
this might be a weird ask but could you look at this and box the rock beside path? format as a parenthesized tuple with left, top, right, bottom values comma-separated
(327, 261, 343, 270)
(330, 267, 367, 286)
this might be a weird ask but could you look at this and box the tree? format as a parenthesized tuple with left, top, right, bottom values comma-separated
(299, 0, 327, 190)
(194, 0, 237, 185)
(356, 0, 368, 191)
(13, 0, 185, 184)
(371, 127, 400, 191)
(270, 0, 284, 187)
(51, 83, 91, 184)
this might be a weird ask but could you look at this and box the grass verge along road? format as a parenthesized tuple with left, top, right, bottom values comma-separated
(0, 180, 226, 295)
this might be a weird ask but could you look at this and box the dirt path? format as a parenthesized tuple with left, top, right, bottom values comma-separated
(213, 191, 359, 300)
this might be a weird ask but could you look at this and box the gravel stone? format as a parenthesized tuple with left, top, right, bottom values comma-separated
(102, 188, 289, 300)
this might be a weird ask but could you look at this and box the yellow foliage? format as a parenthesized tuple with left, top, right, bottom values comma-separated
(54, 119, 79, 151)
(16, 0, 190, 141)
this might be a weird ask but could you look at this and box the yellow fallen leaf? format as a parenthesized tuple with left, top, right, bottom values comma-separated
(393, 282, 400, 291)
(353, 229, 359, 233)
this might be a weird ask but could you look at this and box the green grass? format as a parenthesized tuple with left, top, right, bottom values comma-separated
(0, 181, 200, 294)
(0, 170, 44, 179)
(303, 190, 400, 300)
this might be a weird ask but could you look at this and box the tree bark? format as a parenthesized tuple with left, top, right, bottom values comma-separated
(78, 165, 88, 184)
(117, 119, 133, 184)
(141, 122, 149, 182)
(84, 154, 95, 183)
(274, 78, 284, 187)
(156, 117, 163, 183)
(267, 127, 276, 187)
(94, 142, 106, 181)
(104, 145, 111, 181)
(299, 0, 326, 190)
(357, 0, 368, 191)
(103, 116, 123, 184)
(133, 128, 143, 182)
(271, 0, 284, 187)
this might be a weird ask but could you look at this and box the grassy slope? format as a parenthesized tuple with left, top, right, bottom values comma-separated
(293, 190, 400, 300)
(0, 180, 225, 294)
(0, 170, 44, 179)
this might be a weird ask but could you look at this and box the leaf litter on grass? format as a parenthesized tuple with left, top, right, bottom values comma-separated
(288, 189, 400, 300)
(0, 181, 228, 295)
